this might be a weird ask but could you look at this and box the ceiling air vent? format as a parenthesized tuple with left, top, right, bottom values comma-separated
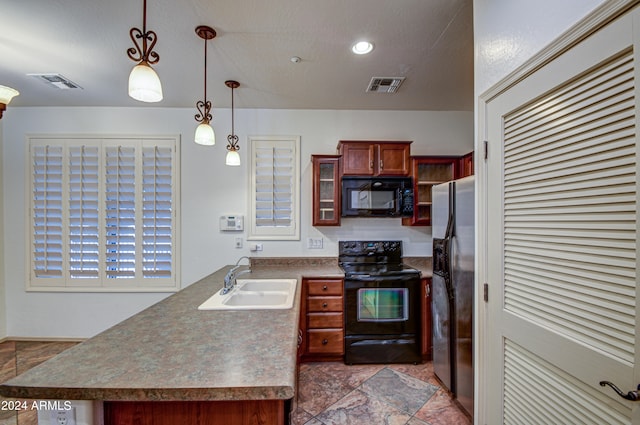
(366, 77, 405, 93)
(28, 74, 82, 90)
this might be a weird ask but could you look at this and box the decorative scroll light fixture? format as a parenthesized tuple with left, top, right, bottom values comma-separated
(194, 26, 217, 146)
(225, 80, 241, 166)
(0, 85, 19, 119)
(127, 0, 163, 102)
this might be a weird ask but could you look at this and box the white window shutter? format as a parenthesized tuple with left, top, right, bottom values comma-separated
(104, 145, 137, 279)
(248, 136, 300, 240)
(31, 143, 64, 280)
(68, 144, 100, 280)
(142, 142, 173, 279)
(27, 136, 179, 292)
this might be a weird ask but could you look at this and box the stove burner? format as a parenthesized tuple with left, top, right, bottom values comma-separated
(338, 240, 420, 278)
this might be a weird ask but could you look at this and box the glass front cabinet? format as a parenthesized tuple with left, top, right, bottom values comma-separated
(312, 155, 342, 226)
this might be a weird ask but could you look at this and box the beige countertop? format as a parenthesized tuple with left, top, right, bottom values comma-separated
(0, 261, 343, 402)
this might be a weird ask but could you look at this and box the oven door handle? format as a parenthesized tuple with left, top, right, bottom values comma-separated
(345, 274, 420, 283)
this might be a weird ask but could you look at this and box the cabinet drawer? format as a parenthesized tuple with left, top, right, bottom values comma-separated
(307, 330, 344, 354)
(308, 312, 343, 329)
(307, 279, 343, 296)
(307, 297, 343, 312)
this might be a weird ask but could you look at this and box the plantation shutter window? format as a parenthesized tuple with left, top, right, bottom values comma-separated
(248, 136, 300, 240)
(142, 142, 173, 279)
(105, 144, 137, 279)
(32, 143, 64, 280)
(27, 136, 180, 292)
(68, 144, 100, 280)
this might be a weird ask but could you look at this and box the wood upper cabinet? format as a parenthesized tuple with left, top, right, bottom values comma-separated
(403, 156, 457, 226)
(457, 151, 474, 178)
(299, 278, 344, 362)
(338, 140, 411, 176)
(311, 155, 341, 226)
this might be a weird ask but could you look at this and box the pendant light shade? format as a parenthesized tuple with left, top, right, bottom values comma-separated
(127, 0, 163, 103)
(195, 122, 215, 146)
(194, 26, 217, 146)
(128, 62, 163, 102)
(225, 80, 241, 166)
(0, 85, 19, 119)
(225, 149, 241, 166)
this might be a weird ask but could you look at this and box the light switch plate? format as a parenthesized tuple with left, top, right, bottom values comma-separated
(307, 237, 323, 249)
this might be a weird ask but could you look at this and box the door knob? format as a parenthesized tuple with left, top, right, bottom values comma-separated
(599, 381, 640, 401)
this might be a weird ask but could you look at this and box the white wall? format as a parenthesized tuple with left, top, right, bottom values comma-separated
(0, 119, 6, 339)
(2, 107, 472, 338)
(474, 0, 606, 96)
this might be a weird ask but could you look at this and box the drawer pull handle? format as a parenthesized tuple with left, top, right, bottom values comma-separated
(322, 303, 328, 308)
(322, 339, 328, 345)
(322, 285, 328, 290)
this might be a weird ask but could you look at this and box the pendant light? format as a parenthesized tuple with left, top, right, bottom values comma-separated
(0, 85, 19, 119)
(194, 26, 217, 146)
(127, 0, 163, 102)
(225, 80, 241, 166)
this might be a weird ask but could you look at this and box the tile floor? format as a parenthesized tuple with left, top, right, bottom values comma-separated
(293, 361, 471, 425)
(1, 341, 471, 425)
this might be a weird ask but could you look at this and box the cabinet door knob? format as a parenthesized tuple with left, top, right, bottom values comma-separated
(322, 285, 328, 290)
(322, 302, 328, 308)
(322, 339, 329, 345)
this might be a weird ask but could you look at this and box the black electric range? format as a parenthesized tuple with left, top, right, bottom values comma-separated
(338, 240, 422, 364)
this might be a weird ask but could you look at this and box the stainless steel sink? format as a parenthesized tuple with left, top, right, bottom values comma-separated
(198, 278, 297, 310)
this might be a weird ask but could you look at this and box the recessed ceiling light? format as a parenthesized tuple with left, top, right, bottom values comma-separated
(352, 41, 374, 55)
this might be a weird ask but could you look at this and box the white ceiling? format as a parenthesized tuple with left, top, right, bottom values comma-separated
(0, 0, 473, 111)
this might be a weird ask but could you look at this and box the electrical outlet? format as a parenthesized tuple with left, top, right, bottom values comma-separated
(249, 243, 263, 252)
(49, 408, 76, 425)
(235, 237, 243, 248)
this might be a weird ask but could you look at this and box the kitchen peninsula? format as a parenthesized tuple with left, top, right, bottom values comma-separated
(0, 260, 343, 425)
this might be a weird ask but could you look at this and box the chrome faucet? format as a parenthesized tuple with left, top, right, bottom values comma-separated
(221, 256, 251, 295)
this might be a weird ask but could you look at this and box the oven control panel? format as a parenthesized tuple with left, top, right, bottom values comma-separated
(339, 240, 402, 256)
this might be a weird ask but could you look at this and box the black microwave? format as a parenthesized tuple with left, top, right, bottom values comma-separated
(341, 177, 414, 217)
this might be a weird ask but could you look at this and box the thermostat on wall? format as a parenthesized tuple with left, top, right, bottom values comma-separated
(220, 215, 244, 231)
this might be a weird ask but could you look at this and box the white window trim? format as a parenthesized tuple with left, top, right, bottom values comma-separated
(247, 135, 300, 241)
(25, 134, 181, 292)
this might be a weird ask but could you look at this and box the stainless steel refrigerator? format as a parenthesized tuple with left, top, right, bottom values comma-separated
(431, 176, 474, 418)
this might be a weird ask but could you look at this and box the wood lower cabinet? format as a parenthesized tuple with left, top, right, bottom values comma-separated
(104, 400, 286, 425)
(421, 277, 432, 360)
(299, 278, 344, 361)
(338, 140, 411, 176)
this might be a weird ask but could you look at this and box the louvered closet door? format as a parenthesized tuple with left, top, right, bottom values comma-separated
(484, 7, 640, 424)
